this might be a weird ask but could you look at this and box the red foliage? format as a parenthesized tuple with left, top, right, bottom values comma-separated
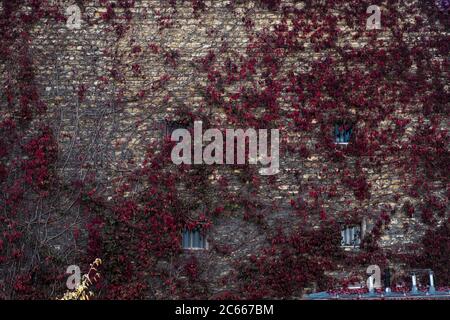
(0, 0, 448, 299)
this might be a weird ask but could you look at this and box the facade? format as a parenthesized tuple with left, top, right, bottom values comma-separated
(0, 1, 448, 299)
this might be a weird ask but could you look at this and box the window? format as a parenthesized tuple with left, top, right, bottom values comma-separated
(341, 225, 361, 247)
(182, 229, 207, 250)
(334, 123, 353, 144)
(163, 120, 189, 139)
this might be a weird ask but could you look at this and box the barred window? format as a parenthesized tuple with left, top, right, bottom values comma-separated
(334, 123, 353, 144)
(182, 229, 207, 250)
(341, 225, 361, 247)
(163, 120, 189, 139)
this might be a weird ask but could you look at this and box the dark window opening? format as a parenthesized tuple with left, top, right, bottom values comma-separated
(334, 123, 353, 144)
(182, 228, 207, 250)
(341, 225, 361, 247)
(163, 120, 190, 139)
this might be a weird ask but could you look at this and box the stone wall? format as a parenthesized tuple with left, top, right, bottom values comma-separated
(1, 0, 448, 297)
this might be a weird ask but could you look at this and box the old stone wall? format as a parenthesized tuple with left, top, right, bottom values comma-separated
(1, 0, 448, 298)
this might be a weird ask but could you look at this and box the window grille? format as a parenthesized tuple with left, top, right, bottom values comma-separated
(182, 229, 207, 250)
(341, 225, 361, 247)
